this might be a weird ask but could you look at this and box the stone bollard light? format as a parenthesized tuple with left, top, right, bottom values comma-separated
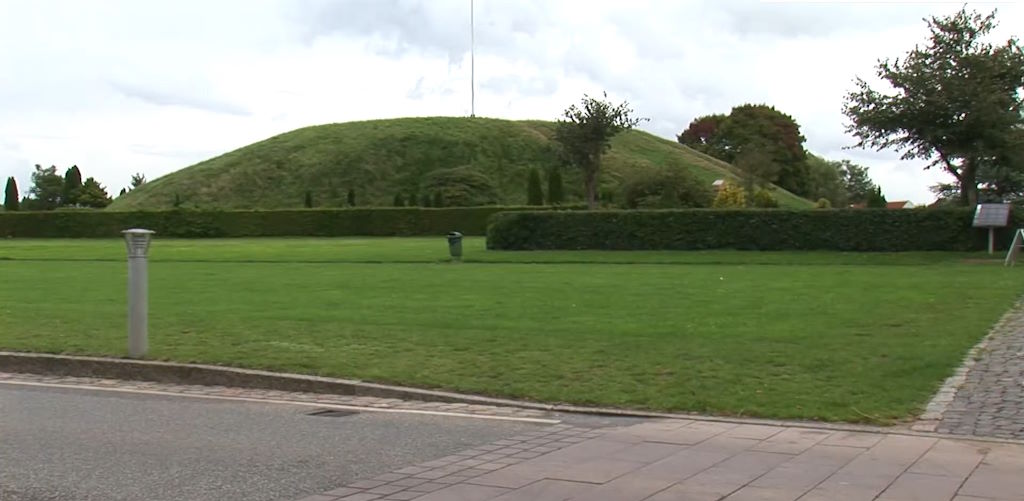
(122, 229, 155, 358)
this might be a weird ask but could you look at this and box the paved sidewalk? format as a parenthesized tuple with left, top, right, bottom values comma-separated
(929, 304, 1024, 440)
(302, 419, 1024, 501)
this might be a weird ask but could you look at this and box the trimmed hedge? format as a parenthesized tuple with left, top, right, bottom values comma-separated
(0, 206, 581, 239)
(486, 208, 1017, 252)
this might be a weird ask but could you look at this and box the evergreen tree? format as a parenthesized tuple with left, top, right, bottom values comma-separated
(547, 169, 564, 205)
(3, 177, 19, 211)
(304, 191, 313, 208)
(119, 187, 127, 197)
(422, 194, 432, 207)
(432, 191, 443, 207)
(62, 165, 83, 206)
(408, 192, 419, 207)
(393, 193, 405, 206)
(347, 188, 356, 206)
(866, 187, 888, 208)
(77, 177, 111, 208)
(527, 168, 544, 205)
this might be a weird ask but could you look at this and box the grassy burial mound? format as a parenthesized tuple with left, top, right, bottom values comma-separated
(109, 117, 813, 210)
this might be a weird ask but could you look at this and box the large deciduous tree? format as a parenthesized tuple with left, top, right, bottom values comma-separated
(836, 160, 877, 205)
(677, 114, 727, 150)
(843, 8, 1024, 207)
(679, 105, 809, 197)
(804, 155, 849, 208)
(555, 92, 646, 209)
(3, 177, 19, 211)
(29, 164, 64, 210)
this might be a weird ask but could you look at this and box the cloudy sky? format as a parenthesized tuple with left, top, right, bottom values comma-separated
(1, 0, 1021, 204)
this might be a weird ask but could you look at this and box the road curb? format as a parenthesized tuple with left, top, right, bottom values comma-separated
(0, 351, 562, 410)
(4, 350, 1024, 446)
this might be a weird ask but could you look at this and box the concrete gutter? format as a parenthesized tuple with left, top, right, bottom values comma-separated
(0, 351, 562, 409)
(4, 351, 1023, 446)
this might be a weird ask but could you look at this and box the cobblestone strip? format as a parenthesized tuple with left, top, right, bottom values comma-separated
(0, 372, 554, 421)
(914, 300, 1024, 439)
(297, 424, 606, 501)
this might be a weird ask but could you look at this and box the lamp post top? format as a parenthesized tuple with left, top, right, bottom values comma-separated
(122, 229, 156, 236)
(122, 228, 155, 258)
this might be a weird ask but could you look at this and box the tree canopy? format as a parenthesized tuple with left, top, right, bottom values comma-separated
(77, 177, 111, 208)
(843, 7, 1024, 206)
(555, 92, 646, 209)
(679, 104, 809, 196)
(28, 165, 64, 210)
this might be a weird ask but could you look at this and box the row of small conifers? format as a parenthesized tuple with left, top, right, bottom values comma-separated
(0, 207, 1008, 252)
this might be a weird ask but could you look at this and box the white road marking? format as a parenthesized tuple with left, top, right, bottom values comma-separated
(0, 380, 561, 424)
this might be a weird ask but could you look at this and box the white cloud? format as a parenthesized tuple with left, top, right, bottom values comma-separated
(1, 0, 1020, 203)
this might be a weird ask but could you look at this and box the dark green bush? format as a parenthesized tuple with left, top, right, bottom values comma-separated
(751, 189, 780, 208)
(621, 168, 713, 209)
(487, 208, 1009, 251)
(527, 168, 544, 206)
(0, 206, 578, 239)
(423, 166, 499, 207)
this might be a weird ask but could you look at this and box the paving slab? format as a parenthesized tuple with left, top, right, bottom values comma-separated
(299, 419, 1024, 501)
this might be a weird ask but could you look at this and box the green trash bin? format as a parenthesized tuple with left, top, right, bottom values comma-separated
(447, 231, 463, 260)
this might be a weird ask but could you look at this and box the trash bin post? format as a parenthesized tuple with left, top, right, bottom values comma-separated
(447, 231, 463, 261)
(122, 229, 155, 358)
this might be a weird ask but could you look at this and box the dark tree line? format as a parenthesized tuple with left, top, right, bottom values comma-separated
(2, 165, 120, 211)
(679, 105, 882, 208)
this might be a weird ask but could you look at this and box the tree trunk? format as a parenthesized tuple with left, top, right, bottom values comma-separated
(960, 159, 979, 207)
(584, 153, 601, 210)
(584, 170, 598, 210)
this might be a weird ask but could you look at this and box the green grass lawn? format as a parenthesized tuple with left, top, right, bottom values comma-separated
(0, 238, 1019, 423)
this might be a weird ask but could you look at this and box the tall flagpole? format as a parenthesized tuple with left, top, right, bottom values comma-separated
(470, 0, 475, 118)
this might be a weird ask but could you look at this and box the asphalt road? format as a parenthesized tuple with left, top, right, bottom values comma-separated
(0, 384, 546, 501)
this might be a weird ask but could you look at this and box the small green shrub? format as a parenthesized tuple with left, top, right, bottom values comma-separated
(815, 198, 832, 209)
(546, 169, 564, 205)
(712, 182, 747, 208)
(621, 168, 713, 209)
(423, 166, 499, 207)
(752, 189, 780, 208)
(527, 168, 544, 206)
